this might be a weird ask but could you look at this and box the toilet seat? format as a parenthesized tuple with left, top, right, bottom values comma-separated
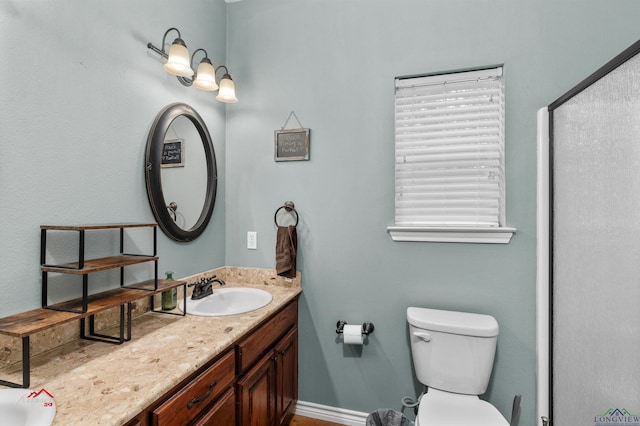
(416, 389, 510, 426)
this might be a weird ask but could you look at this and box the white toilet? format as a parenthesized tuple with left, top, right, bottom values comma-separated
(407, 307, 510, 426)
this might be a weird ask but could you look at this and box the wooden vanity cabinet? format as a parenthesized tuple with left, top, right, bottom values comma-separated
(236, 327, 298, 426)
(236, 300, 298, 426)
(124, 297, 299, 426)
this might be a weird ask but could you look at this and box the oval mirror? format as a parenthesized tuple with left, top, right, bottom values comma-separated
(145, 103, 217, 242)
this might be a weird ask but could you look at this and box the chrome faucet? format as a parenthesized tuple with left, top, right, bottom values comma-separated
(189, 275, 226, 300)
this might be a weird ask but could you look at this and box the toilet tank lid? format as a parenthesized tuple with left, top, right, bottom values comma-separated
(407, 307, 499, 337)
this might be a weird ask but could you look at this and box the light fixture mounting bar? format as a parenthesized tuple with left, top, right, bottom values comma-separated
(147, 43, 169, 59)
(147, 27, 182, 59)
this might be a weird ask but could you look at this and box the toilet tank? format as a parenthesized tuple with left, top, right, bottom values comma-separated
(407, 307, 499, 395)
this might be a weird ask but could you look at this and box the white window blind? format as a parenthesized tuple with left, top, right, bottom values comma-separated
(394, 67, 505, 228)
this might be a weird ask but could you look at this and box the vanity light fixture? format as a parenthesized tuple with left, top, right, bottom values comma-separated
(147, 27, 238, 103)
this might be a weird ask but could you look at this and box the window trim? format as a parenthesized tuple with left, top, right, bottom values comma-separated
(386, 225, 516, 244)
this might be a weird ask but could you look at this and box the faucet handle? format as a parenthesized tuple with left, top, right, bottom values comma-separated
(187, 275, 220, 288)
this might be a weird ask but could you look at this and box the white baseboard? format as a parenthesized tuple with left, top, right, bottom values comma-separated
(295, 400, 368, 426)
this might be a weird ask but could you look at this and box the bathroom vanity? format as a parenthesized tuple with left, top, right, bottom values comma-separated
(126, 297, 299, 426)
(0, 267, 301, 426)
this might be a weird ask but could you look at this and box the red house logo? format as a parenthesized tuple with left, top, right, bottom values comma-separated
(26, 388, 54, 399)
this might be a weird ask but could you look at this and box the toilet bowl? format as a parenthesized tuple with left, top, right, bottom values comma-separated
(416, 389, 509, 426)
(407, 307, 509, 426)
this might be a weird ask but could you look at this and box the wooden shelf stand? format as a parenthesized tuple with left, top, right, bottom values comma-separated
(41, 223, 161, 313)
(0, 223, 187, 389)
(0, 279, 186, 388)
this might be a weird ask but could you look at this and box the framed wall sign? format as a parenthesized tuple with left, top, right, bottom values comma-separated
(275, 111, 310, 162)
(161, 138, 184, 168)
(274, 128, 310, 161)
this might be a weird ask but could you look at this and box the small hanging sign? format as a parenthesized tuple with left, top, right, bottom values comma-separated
(161, 138, 184, 168)
(274, 111, 310, 162)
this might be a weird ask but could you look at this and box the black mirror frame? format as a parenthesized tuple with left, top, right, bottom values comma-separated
(145, 102, 217, 242)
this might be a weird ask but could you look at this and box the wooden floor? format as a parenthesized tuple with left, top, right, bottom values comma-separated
(289, 415, 347, 426)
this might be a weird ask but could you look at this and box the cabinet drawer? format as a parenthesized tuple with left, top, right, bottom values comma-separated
(123, 413, 147, 426)
(192, 387, 236, 426)
(237, 299, 298, 373)
(152, 350, 235, 426)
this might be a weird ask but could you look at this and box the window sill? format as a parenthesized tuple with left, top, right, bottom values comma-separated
(387, 226, 516, 244)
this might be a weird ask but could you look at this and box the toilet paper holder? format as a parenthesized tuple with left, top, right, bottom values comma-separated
(336, 320, 375, 335)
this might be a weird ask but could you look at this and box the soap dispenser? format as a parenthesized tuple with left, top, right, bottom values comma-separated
(161, 271, 177, 310)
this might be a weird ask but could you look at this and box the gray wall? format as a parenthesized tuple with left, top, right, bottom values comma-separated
(0, 0, 228, 315)
(2, 1, 640, 425)
(224, 0, 640, 423)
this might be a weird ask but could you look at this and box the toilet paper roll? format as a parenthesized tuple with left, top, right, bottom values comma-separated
(343, 324, 364, 345)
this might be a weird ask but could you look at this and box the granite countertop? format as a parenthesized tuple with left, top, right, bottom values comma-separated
(2, 279, 301, 425)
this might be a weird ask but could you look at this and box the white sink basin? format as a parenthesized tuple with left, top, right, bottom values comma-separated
(181, 287, 273, 316)
(0, 388, 56, 426)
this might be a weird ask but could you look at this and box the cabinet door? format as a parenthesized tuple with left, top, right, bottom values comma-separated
(237, 351, 276, 426)
(275, 327, 298, 426)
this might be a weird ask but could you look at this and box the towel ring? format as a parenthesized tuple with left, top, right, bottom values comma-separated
(274, 201, 299, 227)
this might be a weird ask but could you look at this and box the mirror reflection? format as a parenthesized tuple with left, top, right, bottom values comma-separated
(161, 116, 207, 231)
(145, 103, 217, 243)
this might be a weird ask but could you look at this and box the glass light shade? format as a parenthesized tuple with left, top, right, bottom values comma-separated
(163, 39, 194, 78)
(216, 74, 238, 103)
(193, 58, 219, 91)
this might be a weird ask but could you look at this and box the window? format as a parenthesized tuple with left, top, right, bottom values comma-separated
(387, 66, 515, 243)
